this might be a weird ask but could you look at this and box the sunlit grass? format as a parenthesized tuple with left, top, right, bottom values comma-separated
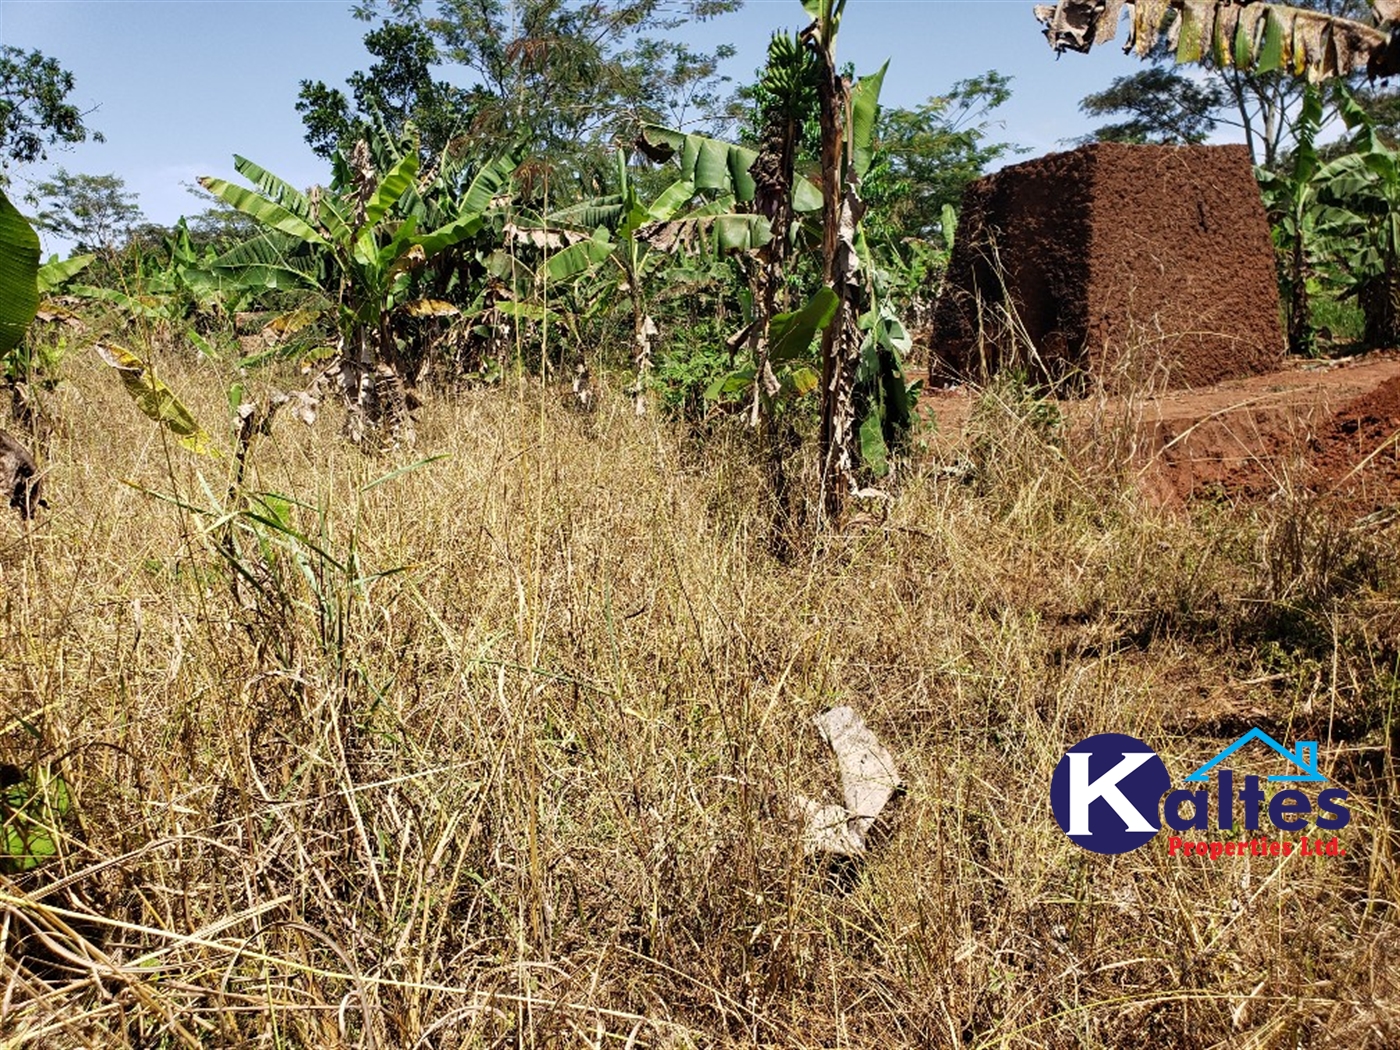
(0, 329, 1396, 1047)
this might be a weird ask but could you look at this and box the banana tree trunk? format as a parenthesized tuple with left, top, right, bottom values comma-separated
(631, 291, 657, 418)
(1360, 257, 1400, 348)
(1285, 234, 1313, 356)
(811, 38, 861, 522)
(338, 319, 415, 448)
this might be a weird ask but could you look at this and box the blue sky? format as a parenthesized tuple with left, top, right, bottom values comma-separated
(2, 0, 1145, 255)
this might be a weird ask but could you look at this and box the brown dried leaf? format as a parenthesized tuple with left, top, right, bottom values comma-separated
(1096, 0, 1127, 44)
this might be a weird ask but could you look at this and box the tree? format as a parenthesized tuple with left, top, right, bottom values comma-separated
(866, 71, 1023, 244)
(1079, 64, 1227, 144)
(0, 46, 103, 176)
(27, 170, 142, 255)
(297, 21, 480, 160)
(346, 0, 742, 182)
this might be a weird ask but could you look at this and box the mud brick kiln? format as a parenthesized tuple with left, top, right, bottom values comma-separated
(930, 142, 1285, 390)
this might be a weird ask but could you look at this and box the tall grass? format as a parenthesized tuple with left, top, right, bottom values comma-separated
(0, 336, 1396, 1047)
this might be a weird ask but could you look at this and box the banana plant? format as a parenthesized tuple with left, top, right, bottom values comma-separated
(200, 135, 518, 444)
(0, 188, 100, 421)
(541, 147, 772, 415)
(9, 253, 95, 420)
(1257, 86, 1325, 355)
(68, 224, 243, 334)
(800, 0, 917, 508)
(1313, 90, 1400, 346)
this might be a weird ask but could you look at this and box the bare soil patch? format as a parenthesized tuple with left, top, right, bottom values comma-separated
(923, 350, 1400, 505)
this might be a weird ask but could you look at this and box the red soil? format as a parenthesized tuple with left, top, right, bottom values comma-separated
(922, 351, 1400, 508)
(1307, 374, 1400, 509)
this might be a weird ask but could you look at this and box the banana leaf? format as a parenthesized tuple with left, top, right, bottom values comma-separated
(850, 62, 889, 180)
(95, 343, 214, 455)
(68, 285, 169, 320)
(1036, 0, 1400, 78)
(639, 125, 824, 213)
(198, 177, 327, 245)
(770, 288, 839, 364)
(363, 149, 419, 230)
(547, 195, 627, 231)
(206, 232, 322, 293)
(0, 187, 40, 356)
(37, 254, 95, 296)
(545, 231, 616, 282)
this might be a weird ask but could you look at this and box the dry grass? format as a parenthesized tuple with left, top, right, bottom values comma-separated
(0, 335, 1397, 1048)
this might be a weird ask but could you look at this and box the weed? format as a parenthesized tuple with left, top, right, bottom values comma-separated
(0, 343, 1395, 1047)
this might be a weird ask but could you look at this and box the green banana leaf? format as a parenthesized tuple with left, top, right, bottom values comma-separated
(411, 151, 518, 259)
(858, 413, 888, 478)
(770, 287, 838, 364)
(707, 213, 773, 254)
(545, 231, 616, 282)
(34, 256, 94, 299)
(68, 285, 169, 320)
(639, 125, 824, 213)
(233, 155, 310, 216)
(37, 254, 95, 296)
(363, 149, 419, 230)
(0, 187, 40, 356)
(850, 62, 888, 180)
(198, 177, 327, 245)
(459, 150, 521, 218)
(207, 232, 322, 292)
(233, 155, 349, 242)
(547, 195, 627, 231)
(414, 212, 484, 259)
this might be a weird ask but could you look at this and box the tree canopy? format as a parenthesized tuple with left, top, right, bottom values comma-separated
(867, 71, 1023, 243)
(1079, 64, 1227, 145)
(27, 170, 142, 255)
(331, 0, 742, 183)
(0, 45, 103, 176)
(297, 21, 481, 160)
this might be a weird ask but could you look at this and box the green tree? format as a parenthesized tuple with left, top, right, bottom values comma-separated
(297, 21, 480, 160)
(1079, 64, 1227, 144)
(866, 71, 1022, 244)
(27, 169, 142, 255)
(0, 46, 102, 176)
(348, 0, 742, 182)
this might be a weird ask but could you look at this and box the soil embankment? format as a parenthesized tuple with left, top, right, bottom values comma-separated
(923, 351, 1400, 505)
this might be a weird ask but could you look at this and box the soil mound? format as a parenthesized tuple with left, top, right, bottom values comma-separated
(930, 142, 1284, 392)
(1307, 375, 1400, 508)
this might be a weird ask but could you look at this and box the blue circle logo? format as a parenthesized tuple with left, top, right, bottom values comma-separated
(1050, 734, 1170, 854)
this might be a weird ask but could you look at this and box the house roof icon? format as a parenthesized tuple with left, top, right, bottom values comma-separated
(1183, 728, 1326, 783)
